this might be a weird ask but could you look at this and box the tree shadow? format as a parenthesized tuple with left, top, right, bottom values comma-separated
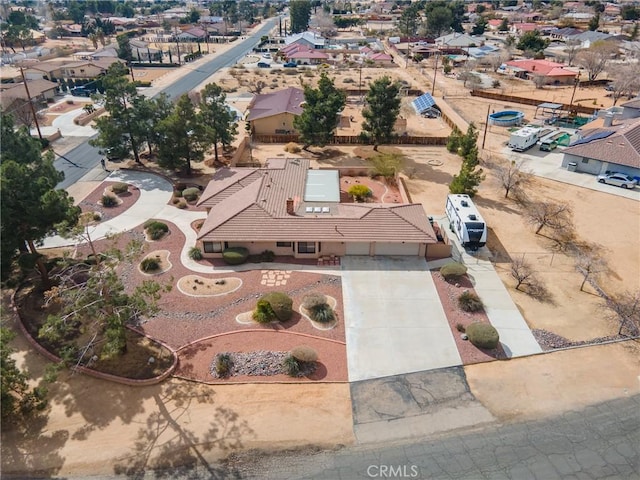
(112, 382, 253, 479)
(473, 194, 521, 215)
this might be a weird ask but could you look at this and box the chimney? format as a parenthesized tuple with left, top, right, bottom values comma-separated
(603, 113, 614, 128)
(286, 198, 295, 215)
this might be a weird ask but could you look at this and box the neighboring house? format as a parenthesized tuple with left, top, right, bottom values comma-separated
(176, 27, 208, 42)
(284, 31, 326, 49)
(359, 46, 395, 66)
(287, 49, 330, 65)
(196, 158, 438, 259)
(247, 87, 305, 135)
(24, 58, 123, 80)
(571, 30, 612, 48)
(504, 59, 578, 85)
(549, 27, 583, 40)
(511, 23, 538, 35)
(22, 60, 67, 80)
(0, 79, 58, 111)
(435, 32, 482, 48)
(467, 44, 500, 59)
(561, 116, 640, 178)
(130, 39, 162, 61)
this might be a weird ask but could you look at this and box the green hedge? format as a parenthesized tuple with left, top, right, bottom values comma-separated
(259, 291, 293, 321)
(144, 220, 169, 240)
(440, 262, 467, 281)
(182, 187, 200, 202)
(466, 322, 499, 349)
(222, 247, 249, 265)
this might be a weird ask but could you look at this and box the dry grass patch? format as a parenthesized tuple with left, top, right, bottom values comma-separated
(178, 275, 242, 296)
(139, 250, 172, 275)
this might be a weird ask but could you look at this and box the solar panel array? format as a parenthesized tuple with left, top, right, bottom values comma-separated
(569, 130, 614, 147)
(412, 93, 436, 114)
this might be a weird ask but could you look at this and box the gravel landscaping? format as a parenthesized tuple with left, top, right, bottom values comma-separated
(209, 351, 317, 378)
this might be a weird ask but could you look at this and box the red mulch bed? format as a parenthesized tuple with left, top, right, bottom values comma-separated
(431, 271, 508, 364)
(77, 181, 141, 221)
(340, 175, 402, 203)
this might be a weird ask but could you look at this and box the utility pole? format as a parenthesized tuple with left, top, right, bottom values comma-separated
(569, 75, 579, 114)
(482, 104, 491, 150)
(431, 52, 439, 96)
(19, 67, 43, 140)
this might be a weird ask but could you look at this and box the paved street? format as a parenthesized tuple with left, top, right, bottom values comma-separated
(228, 394, 640, 480)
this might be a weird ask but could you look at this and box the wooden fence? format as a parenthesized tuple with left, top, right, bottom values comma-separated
(469, 90, 598, 115)
(252, 134, 448, 146)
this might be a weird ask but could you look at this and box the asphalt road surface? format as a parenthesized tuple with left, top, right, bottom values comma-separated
(53, 17, 278, 190)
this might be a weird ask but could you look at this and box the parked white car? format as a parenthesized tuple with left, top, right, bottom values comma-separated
(596, 172, 638, 189)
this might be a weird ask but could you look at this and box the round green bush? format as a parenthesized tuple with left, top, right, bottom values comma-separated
(188, 247, 203, 260)
(182, 187, 200, 202)
(145, 221, 169, 240)
(101, 194, 117, 207)
(458, 291, 484, 312)
(259, 291, 293, 321)
(215, 353, 232, 377)
(283, 355, 300, 377)
(348, 184, 373, 202)
(466, 322, 500, 349)
(111, 182, 129, 194)
(440, 262, 467, 281)
(222, 247, 249, 265)
(140, 257, 161, 272)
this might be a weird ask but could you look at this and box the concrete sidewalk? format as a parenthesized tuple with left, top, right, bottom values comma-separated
(432, 216, 542, 358)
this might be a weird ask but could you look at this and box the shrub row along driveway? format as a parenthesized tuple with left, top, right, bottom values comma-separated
(341, 256, 462, 382)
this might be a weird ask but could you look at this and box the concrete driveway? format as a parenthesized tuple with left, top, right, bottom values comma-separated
(341, 256, 462, 382)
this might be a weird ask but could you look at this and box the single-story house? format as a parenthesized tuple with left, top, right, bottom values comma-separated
(176, 27, 208, 42)
(504, 59, 578, 85)
(284, 31, 325, 49)
(196, 158, 438, 259)
(287, 49, 330, 65)
(511, 23, 539, 35)
(246, 87, 304, 135)
(435, 33, 482, 48)
(0, 79, 58, 111)
(561, 117, 640, 178)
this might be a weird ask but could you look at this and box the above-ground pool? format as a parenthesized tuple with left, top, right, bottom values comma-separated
(489, 110, 525, 127)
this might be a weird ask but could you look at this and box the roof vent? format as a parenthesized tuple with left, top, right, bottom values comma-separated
(322, 207, 330, 213)
(469, 214, 477, 220)
(461, 200, 469, 207)
(313, 207, 322, 213)
(305, 206, 313, 213)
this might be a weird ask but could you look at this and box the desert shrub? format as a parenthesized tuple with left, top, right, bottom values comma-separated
(348, 184, 372, 202)
(283, 355, 300, 377)
(466, 322, 500, 349)
(140, 257, 160, 272)
(440, 262, 467, 281)
(249, 250, 275, 262)
(458, 291, 484, 312)
(259, 291, 293, 321)
(188, 247, 203, 260)
(174, 182, 187, 191)
(145, 221, 169, 240)
(222, 247, 249, 265)
(92, 212, 102, 221)
(291, 346, 318, 363)
(343, 77, 355, 83)
(174, 190, 183, 198)
(176, 200, 187, 209)
(182, 187, 200, 202)
(253, 299, 277, 323)
(492, 79, 501, 88)
(309, 303, 335, 323)
(111, 182, 129, 194)
(101, 194, 117, 207)
(215, 353, 232, 377)
(172, 198, 180, 205)
(284, 142, 301, 153)
(302, 293, 327, 310)
(456, 322, 466, 332)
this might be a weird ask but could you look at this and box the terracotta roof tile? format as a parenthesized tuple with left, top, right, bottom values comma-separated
(246, 87, 305, 121)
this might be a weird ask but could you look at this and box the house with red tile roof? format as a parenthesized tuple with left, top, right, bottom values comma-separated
(286, 49, 330, 65)
(504, 59, 578, 85)
(196, 158, 439, 259)
(561, 117, 640, 178)
(246, 87, 305, 135)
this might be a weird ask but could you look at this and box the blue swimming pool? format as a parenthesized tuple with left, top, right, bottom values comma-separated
(489, 110, 525, 127)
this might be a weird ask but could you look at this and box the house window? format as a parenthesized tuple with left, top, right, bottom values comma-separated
(70, 70, 75, 74)
(203, 241, 223, 253)
(297, 242, 316, 254)
(276, 241, 292, 247)
(582, 158, 589, 164)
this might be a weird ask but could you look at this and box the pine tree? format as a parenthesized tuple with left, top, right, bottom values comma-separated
(361, 76, 402, 151)
(198, 83, 238, 163)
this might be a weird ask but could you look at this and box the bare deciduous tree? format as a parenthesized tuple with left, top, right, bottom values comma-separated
(493, 158, 532, 198)
(607, 63, 640, 105)
(605, 290, 640, 336)
(525, 201, 573, 236)
(576, 41, 620, 81)
(574, 247, 608, 291)
(510, 255, 537, 290)
(563, 38, 582, 66)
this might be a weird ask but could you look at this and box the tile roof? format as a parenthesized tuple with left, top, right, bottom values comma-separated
(288, 50, 329, 59)
(197, 158, 437, 244)
(563, 118, 640, 168)
(505, 59, 576, 77)
(620, 98, 640, 110)
(246, 87, 305, 121)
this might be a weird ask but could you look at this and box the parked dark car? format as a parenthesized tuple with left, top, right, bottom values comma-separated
(257, 62, 271, 68)
(283, 62, 297, 68)
(69, 86, 95, 97)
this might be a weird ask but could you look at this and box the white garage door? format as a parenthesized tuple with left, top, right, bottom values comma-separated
(346, 242, 370, 255)
(374, 243, 420, 256)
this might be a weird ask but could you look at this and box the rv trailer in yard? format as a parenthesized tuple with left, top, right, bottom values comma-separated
(508, 126, 541, 152)
(446, 194, 488, 250)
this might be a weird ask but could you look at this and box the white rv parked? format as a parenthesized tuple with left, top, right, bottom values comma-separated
(508, 126, 541, 152)
(445, 194, 488, 250)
